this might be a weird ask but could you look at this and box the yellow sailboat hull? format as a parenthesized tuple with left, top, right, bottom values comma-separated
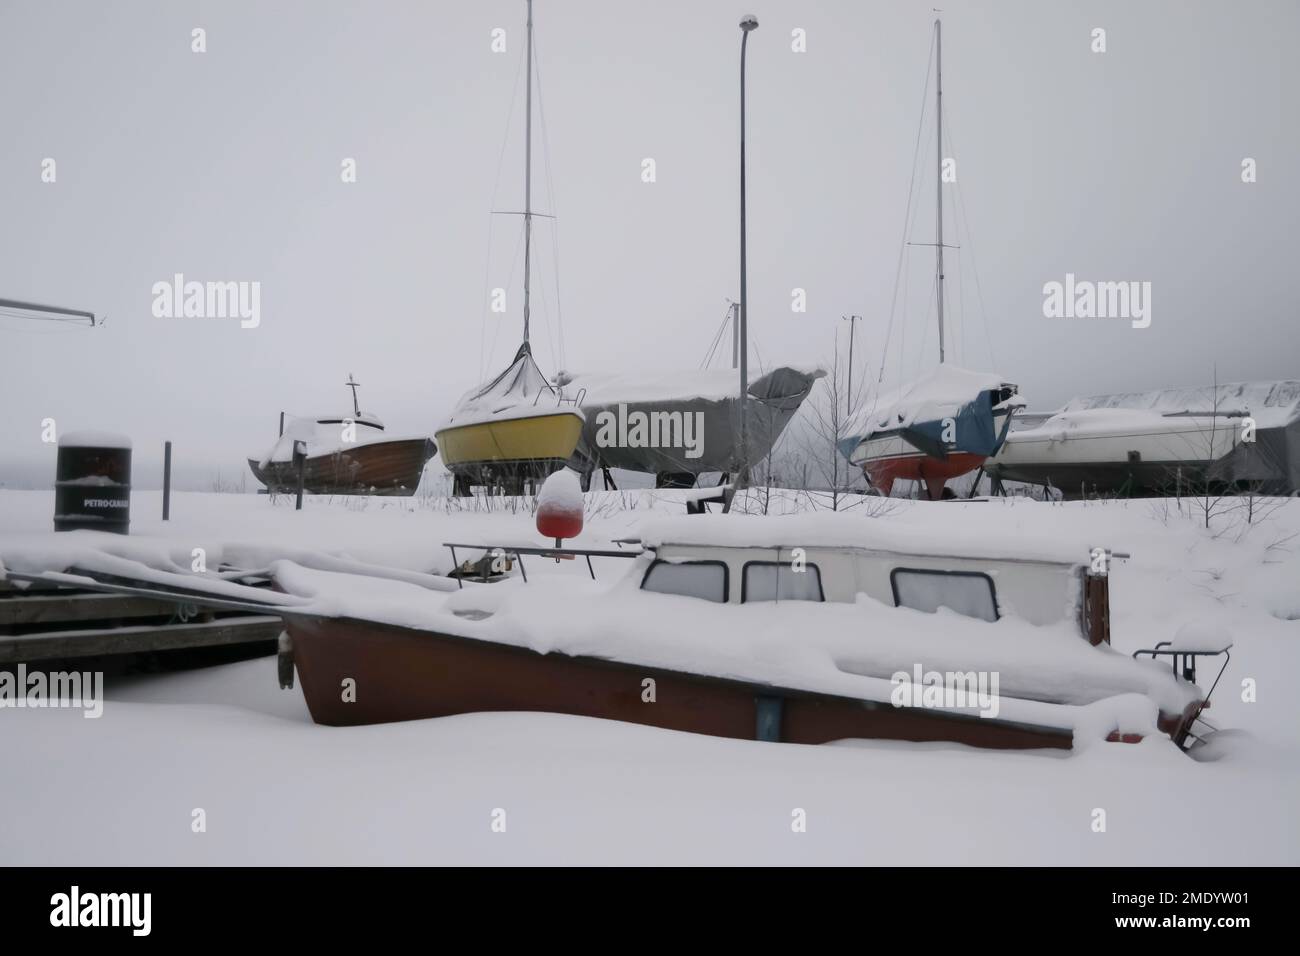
(436, 411, 584, 468)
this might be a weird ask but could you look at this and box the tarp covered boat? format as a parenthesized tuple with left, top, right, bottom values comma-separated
(842, 364, 1022, 498)
(987, 380, 1300, 497)
(435, 2, 585, 495)
(436, 343, 584, 495)
(562, 365, 824, 487)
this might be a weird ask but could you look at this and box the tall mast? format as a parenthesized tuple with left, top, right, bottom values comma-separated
(737, 15, 758, 487)
(935, 18, 946, 364)
(522, 0, 534, 348)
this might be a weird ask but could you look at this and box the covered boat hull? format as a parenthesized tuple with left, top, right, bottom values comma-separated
(568, 366, 824, 484)
(284, 613, 1075, 750)
(248, 438, 434, 496)
(985, 382, 1300, 497)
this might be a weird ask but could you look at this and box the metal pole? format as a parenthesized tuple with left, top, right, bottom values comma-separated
(934, 18, 945, 364)
(842, 314, 860, 418)
(522, 0, 534, 346)
(738, 15, 758, 486)
(162, 441, 172, 520)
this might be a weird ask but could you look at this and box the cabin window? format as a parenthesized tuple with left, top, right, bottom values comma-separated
(741, 562, 824, 603)
(890, 568, 999, 622)
(640, 560, 729, 603)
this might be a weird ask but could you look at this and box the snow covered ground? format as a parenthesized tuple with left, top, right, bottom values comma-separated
(1, 488, 1298, 864)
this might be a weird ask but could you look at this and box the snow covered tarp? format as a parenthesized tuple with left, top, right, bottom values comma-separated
(257, 412, 387, 465)
(841, 364, 1021, 462)
(439, 342, 580, 430)
(0, 529, 458, 600)
(562, 365, 825, 476)
(1060, 380, 1300, 429)
(1059, 381, 1300, 494)
(992, 380, 1300, 495)
(848, 365, 1016, 435)
(637, 511, 1088, 564)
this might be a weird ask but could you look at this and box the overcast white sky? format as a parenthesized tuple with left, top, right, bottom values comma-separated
(1, 0, 1296, 490)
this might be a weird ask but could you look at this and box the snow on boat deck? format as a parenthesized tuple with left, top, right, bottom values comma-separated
(1, 488, 1298, 864)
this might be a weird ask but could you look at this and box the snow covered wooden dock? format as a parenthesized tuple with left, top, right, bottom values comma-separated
(0, 580, 281, 666)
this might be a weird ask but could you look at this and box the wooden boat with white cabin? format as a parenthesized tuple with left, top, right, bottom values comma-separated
(273, 514, 1223, 752)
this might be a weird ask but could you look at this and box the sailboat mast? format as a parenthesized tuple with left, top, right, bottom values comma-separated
(522, 0, 534, 347)
(934, 17, 945, 364)
(737, 15, 758, 486)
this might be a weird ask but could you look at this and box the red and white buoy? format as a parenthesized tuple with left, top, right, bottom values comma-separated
(535, 468, 584, 549)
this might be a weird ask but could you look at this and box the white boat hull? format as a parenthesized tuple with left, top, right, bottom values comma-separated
(987, 412, 1244, 495)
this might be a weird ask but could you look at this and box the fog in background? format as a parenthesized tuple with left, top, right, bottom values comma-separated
(2, 0, 1296, 491)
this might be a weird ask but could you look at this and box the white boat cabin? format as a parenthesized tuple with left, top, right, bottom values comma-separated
(638, 524, 1089, 636)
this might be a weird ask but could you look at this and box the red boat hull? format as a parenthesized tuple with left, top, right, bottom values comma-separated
(284, 614, 1077, 750)
(865, 451, 987, 499)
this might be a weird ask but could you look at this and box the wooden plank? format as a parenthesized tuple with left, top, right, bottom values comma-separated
(0, 592, 183, 627)
(0, 615, 284, 664)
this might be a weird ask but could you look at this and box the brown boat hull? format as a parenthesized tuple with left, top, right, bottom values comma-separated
(248, 438, 435, 496)
(284, 614, 1075, 750)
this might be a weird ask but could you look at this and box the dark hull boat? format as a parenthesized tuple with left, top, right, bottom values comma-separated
(276, 515, 1218, 753)
(249, 374, 436, 496)
(284, 613, 1076, 749)
(248, 438, 435, 497)
(9, 514, 1220, 754)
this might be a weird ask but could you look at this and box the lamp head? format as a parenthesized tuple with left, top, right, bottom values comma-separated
(740, 14, 759, 31)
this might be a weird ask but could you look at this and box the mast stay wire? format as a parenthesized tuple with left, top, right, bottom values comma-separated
(533, 22, 568, 375)
(700, 305, 732, 370)
(484, 221, 529, 383)
(876, 26, 936, 393)
(943, 117, 998, 371)
(479, 35, 527, 381)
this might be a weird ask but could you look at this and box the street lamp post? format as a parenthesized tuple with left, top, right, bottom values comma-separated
(737, 14, 758, 490)
(842, 314, 861, 418)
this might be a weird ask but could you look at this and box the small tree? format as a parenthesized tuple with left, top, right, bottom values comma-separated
(795, 331, 870, 511)
(1166, 369, 1236, 532)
